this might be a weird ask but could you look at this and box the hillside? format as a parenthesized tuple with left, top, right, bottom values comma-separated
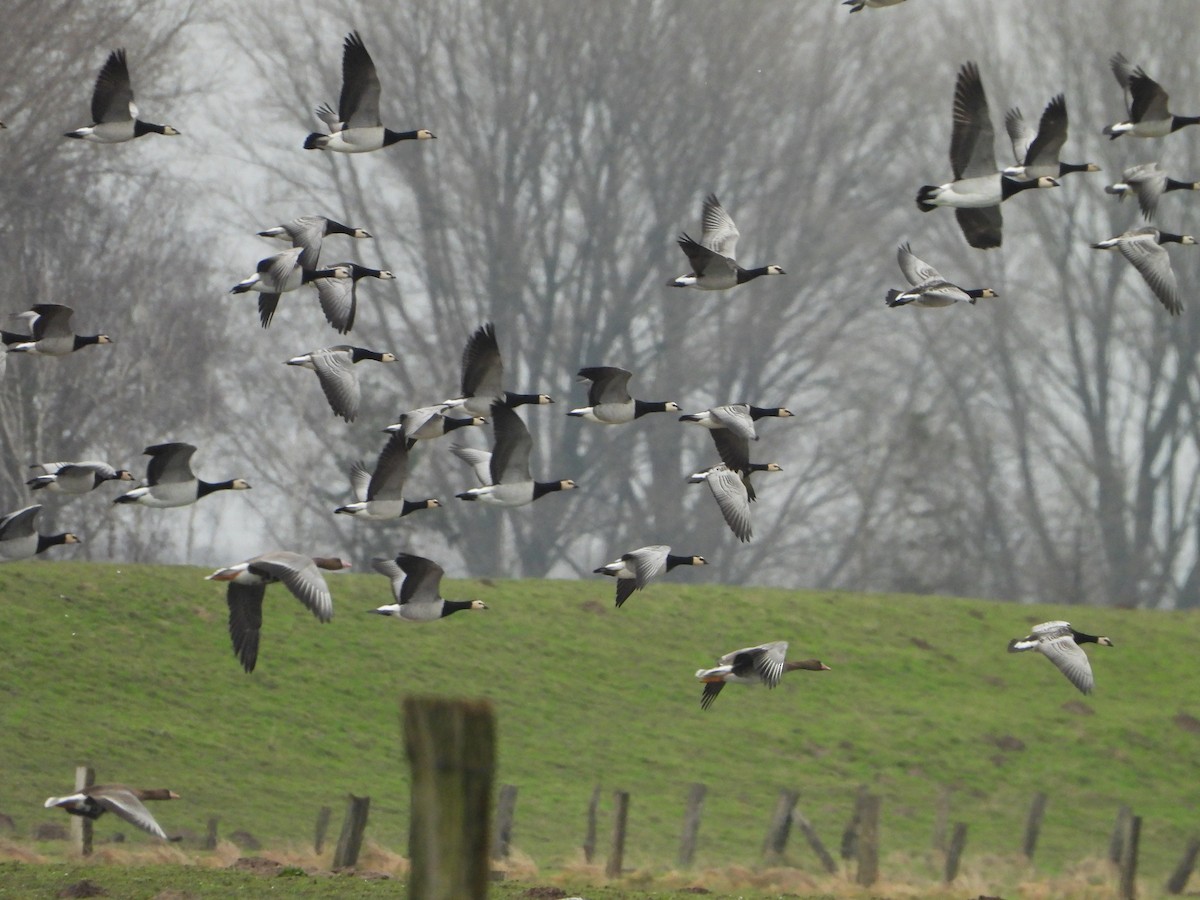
(2, 561, 1198, 889)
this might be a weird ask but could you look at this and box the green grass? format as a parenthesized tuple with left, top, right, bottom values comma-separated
(2, 561, 1198, 895)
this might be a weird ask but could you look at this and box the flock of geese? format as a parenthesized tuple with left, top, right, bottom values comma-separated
(26, 8, 1131, 839)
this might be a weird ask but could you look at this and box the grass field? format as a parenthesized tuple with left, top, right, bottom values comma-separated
(2, 561, 1198, 897)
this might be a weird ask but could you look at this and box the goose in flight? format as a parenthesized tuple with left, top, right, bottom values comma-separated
(1104, 53, 1200, 139)
(593, 545, 707, 608)
(44, 785, 179, 839)
(114, 442, 250, 508)
(367, 553, 488, 621)
(1007, 621, 1112, 695)
(885, 244, 997, 308)
(64, 49, 179, 142)
(1091, 226, 1194, 316)
(669, 194, 784, 290)
(695, 641, 829, 709)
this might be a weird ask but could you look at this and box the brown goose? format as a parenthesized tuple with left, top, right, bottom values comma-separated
(695, 641, 829, 709)
(44, 784, 179, 839)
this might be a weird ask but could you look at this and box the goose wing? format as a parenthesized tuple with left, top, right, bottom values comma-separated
(677, 233, 736, 277)
(264, 247, 304, 290)
(314, 271, 357, 334)
(950, 62, 996, 180)
(246, 551, 334, 623)
(749, 641, 789, 687)
(1036, 630, 1096, 694)
(1118, 230, 1183, 316)
(709, 428, 752, 474)
(709, 404, 758, 442)
(578, 366, 633, 405)
(460, 323, 503, 401)
(1004, 107, 1035, 164)
(450, 444, 494, 485)
(623, 545, 670, 589)
(91, 49, 135, 124)
(955, 206, 1003, 250)
(1023, 94, 1069, 169)
(144, 443, 197, 485)
(366, 431, 410, 500)
(28, 305, 75, 340)
(397, 553, 445, 605)
(339, 31, 382, 128)
(0, 504, 41, 540)
(1110, 52, 1134, 95)
(704, 465, 752, 542)
(282, 216, 331, 270)
(227, 581, 265, 673)
(371, 556, 405, 601)
(897, 243, 944, 288)
(348, 461, 371, 502)
(699, 194, 740, 259)
(699, 680, 725, 710)
(93, 788, 168, 839)
(489, 403, 533, 484)
(1127, 65, 1170, 125)
(1124, 163, 1167, 220)
(308, 346, 361, 422)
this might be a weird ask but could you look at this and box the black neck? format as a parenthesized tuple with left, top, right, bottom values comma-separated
(384, 129, 423, 145)
(1171, 115, 1200, 132)
(74, 335, 104, 350)
(665, 554, 693, 571)
(401, 499, 437, 516)
(441, 599, 474, 616)
(134, 120, 170, 136)
(633, 400, 673, 418)
(1058, 161, 1093, 176)
(1070, 629, 1101, 644)
(303, 267, 341, 283)
(36, 533, 72, 553)
(736, 266, 773, 284)
(747, 406, 781, 419)
(1001, 176, 1041, 200)
(197, 479, 237, 497)
(326, 220, 355, 236)
(504, 391, 547, 408)
(346, 264, 379, 281)
(1159, 231, 1189, 245)
(533, 481, 567, 500)
(443, 416, 477, 434)
(1165, 178, 1197, 193)
(965, 288, 990, 299)
(350, 347, 386, 363)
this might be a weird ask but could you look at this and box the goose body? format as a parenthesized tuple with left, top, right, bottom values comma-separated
(64, 50, 179, 142)
(1007, 620, 1112, 695)
(695, 641, 829, 709)
(0, 504, 79, 561)
(2, 305, 112, 356)
(286, 345, 396, 422)
(114, 442, 250, 508)
(334, 429, 441, 519)
(885, 243, 997, 308)
(256, 216, 371, 270)
(669, 194, 784, 290)
(455, 403, 576, 506)
(27, 460, 133, 494)
(304, 32, 435, 152)
(367, 553, 487, 621)
(1002, 94, 1099, 182)
(313, 263, 394, 334)
(1091, 226, 1195, 316)
(44, 785, 179, 839)
(384, 406, 485, 448)
(1104, 53, 1200, 140)
(568, 366, 679, 424)
(230, 246, 351, 328)
(1105, 162, 1200, 220)
(442, 323, 554, 417)
(593, 545, 707, 608)
(208, 552, 348, 673)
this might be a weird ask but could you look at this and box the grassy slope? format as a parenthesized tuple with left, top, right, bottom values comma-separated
(2, 561, 1198, 889)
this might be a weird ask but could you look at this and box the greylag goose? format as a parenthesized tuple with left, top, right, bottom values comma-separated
(695, 641, 829, 709)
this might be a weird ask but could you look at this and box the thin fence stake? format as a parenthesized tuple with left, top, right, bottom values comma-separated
(763, 788, 799, 861)
(793, 808, 838, 874)
(855, 793, 881, 887)
(944, 822, 968, 883)
(1023, 791, 1048, 860)
(1118, 814, 1141, 900)
(605, 790, 630, 879)
(71, 766, 94, 857)
(677, 783, 706, 869)
(1166, 836, 1200, 895)
(332, 794, 370, 870)
(492, 784, 518, 860)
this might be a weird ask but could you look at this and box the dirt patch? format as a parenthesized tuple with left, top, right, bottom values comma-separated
(228, 830, 261, 851)
(57, 881, 107, 898)
(1174, 712, 1200, 733)
(227, 856, 282, 875)
(579, 599, 607, 615)
(989, 735, 1025, 752)
(521, 888, 568, 899)
(909, 637, 934, 651)
(34, 823, 68, 841)
(1061, 700, 1094, 715)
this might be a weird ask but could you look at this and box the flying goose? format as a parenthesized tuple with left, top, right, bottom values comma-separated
(230, 246, 351, 328)
(367, 553, 487, 621)
(1003, 94, 1099, 181)
(0, 504, 79, 561)
(208, 552, 349, 673)
(257, 216, 371, 270)
(593, 545, 707, 608)
(1091, 226, 1195, 316)
(286, 345, 397, 423)
(568, 367, 680, 424)
(1007, 621, 1112, 695)
(455, 403, 577, 506)
(114, 442, 251, 508)
(384, 406, 485, 449)
(916, 62, 1059, 249)
(1105, 163, 1200, 220)
(1, 304, 112, 355)
(1104, 53, 1200, 139)
(669, 194, 785, 290)
(64, 49, 179, 142)
(334, 429, 441, 519)
(27, 461, 133, 494)
(312, 263, 394, 334)
(885, 243, 997, 308)
(679, 404, 793, 439)
(844, 0, 906, 10)
(687, 464, 753, 542)
(304, 31, 435, 152)
(695, 641, 830, 710)
(44, 785, 179, 839)
(689, 459, 781, 503)
(442, 323, 554, 417)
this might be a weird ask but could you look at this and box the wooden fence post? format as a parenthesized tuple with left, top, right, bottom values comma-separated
(855, 793, 881, 887)
(1023, 792, 1048, 861)
(944, 822, 968, 883)
(763, 788, 799, 861)
(314, 805, 332, 854)
(841, 784, 868, 861)
(932, 785, 951, 853)
(71, 766, 95, 857)
(792, 808, 838, 874)
(203, 816, 218, 851)
(677, 783, 706, 869)
(1110, 805, 1132, 865)
(403, 696, 495, 900)
(332, 794, 370, 869)
(583, 785, 601, 863)
(492, 784, 518, 860)
(605, 790, 630, 879)
(1166, 836, 1200, 894)
(1119, 814, 1141, 900)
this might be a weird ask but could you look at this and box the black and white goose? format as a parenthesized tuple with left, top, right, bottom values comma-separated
(286, 345, 396, 423)
(230, 246, 350, 328)
(455, 403, 577, 507)
(593, 545, 707, 608)
(1008, 621, 1112, 695)
(334, 429, 441, 520)
(568, 367, 679, 424)
(114, 442, 250, 508)
(44, 785, 179, 840)
(689, 459, 781, 503)
(916, 62, 1059, 249)
(2, 305, 112, 356)
(384, 406, 485, 449)
(885, 243, 997, 308)
(257, 216, 372, 269)
(207, 552, 350, 673)
(1003, 94, 1099, 181)
(313, 263, 394, 334)
(367, 553, 487, 621)
(669, 194, 784, 290)
(687, 464, 753, 542)
(304, 31, 435, 152)
(1105, 163, 1200, 220)
(64, 49, 179, 142)
(695, 641, 830, 710)
(27, 461, 133, 494)
(1104, 53, 1200, 140)
(679, 403, 792, 440)
(0, 504, 79, 561)
(1091, 226, 1195, 316)
(442, 323, 554, 417)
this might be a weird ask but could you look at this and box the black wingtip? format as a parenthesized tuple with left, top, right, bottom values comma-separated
(303, 133, 326, 150)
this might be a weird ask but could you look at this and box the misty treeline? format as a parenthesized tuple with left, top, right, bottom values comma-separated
(2, 0, 1199, 608)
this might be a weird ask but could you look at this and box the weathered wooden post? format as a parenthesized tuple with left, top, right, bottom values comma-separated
(491, 784, 518, 860)
(763, 788, 799, 861)
(203, 816, 218, 851)
(677, 783, 706, 869)
(1166, 836, 1200, 894)
(841, 784, 868, 861)
(583, 784, 601, 863)
(314, 805, 332, 854)
(332, 794, 370, 869)
(792, 808, 838, 874)
(403, 696, 495, 900)
(1119, 814, 1141, 900)
(605, 790, 630, 879)
(1110, 805, 1132, 864)
(854, 793, 881, 887)
(71, 766, 94, 857)
(1022, 792, 1048, 861)
(932, 785, 951, 853)
(944, 822, 968, 883)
